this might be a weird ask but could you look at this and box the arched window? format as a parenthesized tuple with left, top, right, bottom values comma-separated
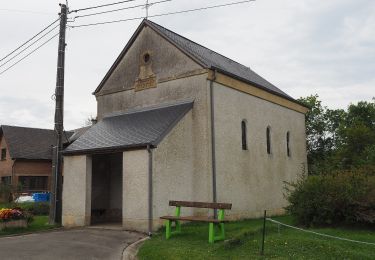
(286, 131, 291, 157)
(266, 126, 271, 154)
(241, 120, 247, 150)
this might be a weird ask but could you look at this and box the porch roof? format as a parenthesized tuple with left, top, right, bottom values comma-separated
(63, 101, 193, 155)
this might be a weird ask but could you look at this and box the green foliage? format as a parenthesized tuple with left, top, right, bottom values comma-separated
(0, 184, 12, 203)
(0, 183, 24, 203)
(285, 170, 374, 226)
(12, 202, 50, 216)
(298, 95, 375, 174)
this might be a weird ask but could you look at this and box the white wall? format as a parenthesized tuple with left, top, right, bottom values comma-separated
(122, 149, 149, 232)
(62, 155, 92, 227)
(213, 82, 307, 219)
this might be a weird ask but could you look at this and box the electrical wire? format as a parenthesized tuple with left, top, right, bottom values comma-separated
(69, 0, 254, 28)
(0, 8, 54, 15)
(74, 0, 171, 19)
(0, 18, 59, 63)
(0, 33, 59, 76)
(69, 0, 138, 13)
(0, 24, 59, 68)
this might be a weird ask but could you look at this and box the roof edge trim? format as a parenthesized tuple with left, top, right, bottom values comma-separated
(208, 69, 309, 114)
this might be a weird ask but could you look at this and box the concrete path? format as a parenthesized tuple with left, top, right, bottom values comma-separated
(0, 228, 145, 260)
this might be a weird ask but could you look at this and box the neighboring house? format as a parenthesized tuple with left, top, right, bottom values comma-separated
(0, 125, 71, 194)
(62, 19, 308, 232)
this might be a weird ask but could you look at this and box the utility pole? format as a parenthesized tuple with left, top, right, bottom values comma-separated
(49, 3, 67, 225)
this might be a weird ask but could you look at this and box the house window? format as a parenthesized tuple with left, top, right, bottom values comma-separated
(266, 126, 271, 154)
(18, 176, 48, 192)
(286, 131, 291, 157)
(1, 148, 6, 160)
(1, 176, 11, 185)
(241, 120, 247, 150)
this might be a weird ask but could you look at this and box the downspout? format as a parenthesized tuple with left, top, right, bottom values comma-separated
(147, 145, 153, 236)
(209, 69, 217, 206)
(11, 158, 16, 187)
(11, 158, 17, 202)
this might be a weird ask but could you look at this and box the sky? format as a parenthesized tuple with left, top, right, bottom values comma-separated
(0, 0, 374, 130)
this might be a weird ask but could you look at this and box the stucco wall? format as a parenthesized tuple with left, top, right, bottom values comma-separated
(152, 110, 201, 229)
(96, 26, 202, 97)
(213, 82, 307, 219)
(62, 155, 92, 227)
(122, 149, 149, 232)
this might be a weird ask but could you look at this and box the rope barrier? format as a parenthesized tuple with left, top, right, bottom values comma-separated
(266, 218, 375, 246)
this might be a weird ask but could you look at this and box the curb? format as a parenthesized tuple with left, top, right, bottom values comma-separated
(123, 236, 150, 260)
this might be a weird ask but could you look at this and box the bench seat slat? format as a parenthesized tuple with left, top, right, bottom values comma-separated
(160, 215, 229, 223)
(169, 200, 232, 209)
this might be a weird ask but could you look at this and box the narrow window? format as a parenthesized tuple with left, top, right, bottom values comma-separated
(241, 120, 247, 150)
(286, 131, 291, 157)
(1, 148, 6, 160)
(266, 127, 271, 154)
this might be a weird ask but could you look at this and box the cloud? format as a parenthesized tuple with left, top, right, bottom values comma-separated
(0, 0, 374, 130)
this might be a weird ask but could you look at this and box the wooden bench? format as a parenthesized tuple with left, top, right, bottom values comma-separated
(160, 200, 232, 243)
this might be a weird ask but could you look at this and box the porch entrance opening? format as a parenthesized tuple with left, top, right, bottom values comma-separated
(91, 152, 122, 225)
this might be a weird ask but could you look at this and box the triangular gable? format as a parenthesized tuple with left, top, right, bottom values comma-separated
(94, 19, 297, 106)
(93, 19, 204, 96)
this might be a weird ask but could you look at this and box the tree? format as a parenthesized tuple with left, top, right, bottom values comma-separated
(298, 95, 345, 174)
(336, 99, 375, 168)
(298, 95, 375, 174)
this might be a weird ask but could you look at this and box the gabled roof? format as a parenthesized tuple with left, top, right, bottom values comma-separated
(94, 19, 293, 102)
(0, 125, 72, 160)
(64, 101, 193, 155)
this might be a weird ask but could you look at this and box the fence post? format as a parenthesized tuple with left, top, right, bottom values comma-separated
(260, 210, 266, 255)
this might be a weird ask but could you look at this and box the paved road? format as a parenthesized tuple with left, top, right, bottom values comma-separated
(0, 228, 145, 260)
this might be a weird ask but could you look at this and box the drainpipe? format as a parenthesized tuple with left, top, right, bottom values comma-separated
(11, 159, 16, 201)
(209, 69, 217, 208)
(147, 145, 153, 236)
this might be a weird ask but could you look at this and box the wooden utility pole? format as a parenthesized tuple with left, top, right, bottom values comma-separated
(49, 3, 67, 225)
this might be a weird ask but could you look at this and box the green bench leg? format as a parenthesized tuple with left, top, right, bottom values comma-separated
(209, 209, 226, 243)
(165, 219, 181, 240)
(166, 220, 172, 239)
(209, 223, 214, 243)
(176, 220, 181, 233)
(208, 223, 226, 243)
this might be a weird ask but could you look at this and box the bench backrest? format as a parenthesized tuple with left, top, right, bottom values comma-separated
(169, 200, 232, 210)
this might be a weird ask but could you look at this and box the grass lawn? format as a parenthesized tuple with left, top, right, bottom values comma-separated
(0, 216, 57, 236)
(138, 216, 375, 259)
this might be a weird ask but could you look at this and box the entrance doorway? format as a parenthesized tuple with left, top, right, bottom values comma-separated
(91, 153, 122, 225)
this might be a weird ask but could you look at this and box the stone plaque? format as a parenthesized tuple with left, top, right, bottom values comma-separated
(134, 76, 157, 91)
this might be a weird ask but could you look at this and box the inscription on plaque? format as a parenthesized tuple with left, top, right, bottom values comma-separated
(135, 76, 157, 91)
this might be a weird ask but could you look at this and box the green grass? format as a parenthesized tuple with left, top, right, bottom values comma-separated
(0, 216, 57, 236)
(138, 216, 375, 259)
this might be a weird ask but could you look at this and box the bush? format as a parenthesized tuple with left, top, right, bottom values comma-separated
(284, 169, 374, 226)
(11, 202, 50, 216)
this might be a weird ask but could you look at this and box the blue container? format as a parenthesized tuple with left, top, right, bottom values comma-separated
(32, 192, 50, 202)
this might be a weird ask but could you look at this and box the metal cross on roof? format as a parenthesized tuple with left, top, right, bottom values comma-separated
(145, 0, 149, 19)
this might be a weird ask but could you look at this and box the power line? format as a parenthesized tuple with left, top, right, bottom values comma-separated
(69, 0, 255, 28)
(0, 8, 54, 15)
(0, 18, 59, 63)
(0, 33, 59, 76)
(74, 0, 171, 19)
(69, 0, 138, 13)
(0, 24, 59, 68)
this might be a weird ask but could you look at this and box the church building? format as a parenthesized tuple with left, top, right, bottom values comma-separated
(62, 19, 308, 233)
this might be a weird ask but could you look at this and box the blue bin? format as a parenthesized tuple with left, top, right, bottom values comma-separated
(32, 192, 50, 202)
